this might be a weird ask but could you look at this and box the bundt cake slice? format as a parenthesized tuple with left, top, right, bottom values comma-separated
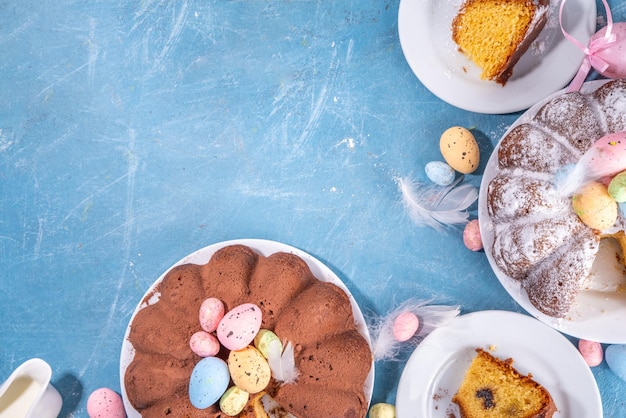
(522, 228, 600, 318)
(451, 0, 549, 85)
(491, 213, 587, 281)
(497, 124, 579, 173)
(452, 349, 556, 418)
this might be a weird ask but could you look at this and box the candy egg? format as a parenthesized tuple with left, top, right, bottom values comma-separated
(217, 303, 262, 351)
(190, 330, 221, 357)
(463, 219, 483, 251)
(199, 297, 225, 333)
(590, 131, 626, 176)
(219, 386, 250, 416)
(606, 344, 626, 382)
(87, 388, 125, 418)
(425, 161, 455, 186)
(254, 329, 282, 359)
(393, 311, 419, 342)
(189, 357, 230, 409)
(440, 126, 480, 174)
(572, 181, 618, 231)
(608, 171, 626, 202)
(369, 402, 396, 418)
(228, 346, 271, 394)
(578, 339, 603, 367)
(590, 22, 626, 79)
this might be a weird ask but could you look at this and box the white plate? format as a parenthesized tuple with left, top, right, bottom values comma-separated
(119, 239, 375, 417)
(397, 0, 596, 114)
(478, 80, 626, 344)
(395, 310, 602, 418)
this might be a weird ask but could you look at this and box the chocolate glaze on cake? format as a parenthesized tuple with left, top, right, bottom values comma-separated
(123, 244, 372, 418)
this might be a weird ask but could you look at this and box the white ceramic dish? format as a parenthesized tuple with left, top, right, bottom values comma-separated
(395, 310, 602, 418)
(397, 0, 596, 114)
(119, 239, 374, 417)
(478, 80, 626, 344)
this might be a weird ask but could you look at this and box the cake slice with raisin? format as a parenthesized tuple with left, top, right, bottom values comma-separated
(452, 348, 556, 418)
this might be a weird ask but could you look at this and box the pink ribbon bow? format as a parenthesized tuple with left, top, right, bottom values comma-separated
(560, 0, 617, 92)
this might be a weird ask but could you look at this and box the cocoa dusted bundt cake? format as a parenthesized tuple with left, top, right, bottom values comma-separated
(485, 79, 626, 318)
(123, 244, 372, 417)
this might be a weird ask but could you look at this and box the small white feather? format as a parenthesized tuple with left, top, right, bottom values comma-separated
(369, 299, 460, 361)
(398, 176, 478, 231)
(555, 146, 625, 197)
(267, 340, 299, 384)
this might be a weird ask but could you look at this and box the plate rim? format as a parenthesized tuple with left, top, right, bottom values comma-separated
(395, 310, 603, 418)
(119, 238, 375, 417)
(477, 79, 626, 344)
(397, 0, 597, 114)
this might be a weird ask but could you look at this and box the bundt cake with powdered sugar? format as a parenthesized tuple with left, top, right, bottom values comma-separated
(486, 79, 626, 318)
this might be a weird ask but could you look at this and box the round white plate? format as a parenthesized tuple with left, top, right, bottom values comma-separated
(478, 80, 626, 343)
(397, 0, 596, 114)
(395, 310, 602, 418)
(119, 239, 374, 417)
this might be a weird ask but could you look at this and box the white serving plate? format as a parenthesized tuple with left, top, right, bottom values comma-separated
(119, 239, 374, 417)
(396, 310, 602, 417)
(478, 80, 626, 343)
(397, 0, 596, 113)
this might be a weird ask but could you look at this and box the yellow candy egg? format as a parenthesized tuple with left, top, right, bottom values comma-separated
(440, 126, 480, 174)
(219, 386, 249, 417)
(572, 181, 618, 231)
(369, 402, 396, 418)
(253, 329, 282, 359)
(228, 346, 271, 394)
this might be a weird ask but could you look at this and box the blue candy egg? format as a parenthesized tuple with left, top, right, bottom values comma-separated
(606, 344, 626, 382)
(425, 161, 455, 186)
(189, 357, 230, 409)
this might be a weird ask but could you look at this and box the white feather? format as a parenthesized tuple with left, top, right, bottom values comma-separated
(398, 176, 478, 231)
(267, 340, 299, 384)
(555, 146, 626, 197)
(369, 299, 460, 361)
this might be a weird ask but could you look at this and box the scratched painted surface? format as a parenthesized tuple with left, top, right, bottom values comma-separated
(0, 0, 624, 416)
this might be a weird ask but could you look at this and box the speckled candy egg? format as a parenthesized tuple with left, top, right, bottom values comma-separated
(190, 330, 221, 357)
(425, 161, 455, 186)
(590, 22, 626, 79)
(608, 171, 626, 202)
(606, 344, 626, 382)
(228, 346, 271, 393)
(463, 219, 483, 251)
(254, 329, 282, 359)
(572, 181, 618, 231)
(439, 126, 480, 174)
(87, 388, 125, 418)
(393, 311, 419, 342)
(217, 303, 262, 351)
(590, 131, 626, 176)
(199, 297, 225, 333)
(369, 402, 396, 418)
(220, 386, 250, 416)
(189, 357, 230, 409)
(578, 339, 603, 367)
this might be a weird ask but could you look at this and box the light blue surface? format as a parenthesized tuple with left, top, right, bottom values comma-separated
(0, 1, 624, 417)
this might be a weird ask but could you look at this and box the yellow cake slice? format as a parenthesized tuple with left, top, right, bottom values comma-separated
(452, 349, 557, 418)
(451, 0, 549, 85)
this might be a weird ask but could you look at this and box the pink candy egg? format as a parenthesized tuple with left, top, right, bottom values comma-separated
(190, 330, 221, 357)
(578, 339, 603, 367)
(393, 311, 420, 342)
(199, 297, 225, 333)
(87, 388, 125, 418)
(591, 131, 626, 176)
(591, 22, 626, 79)
(217, 303, 262, 351)
(463, 219, 483, 251)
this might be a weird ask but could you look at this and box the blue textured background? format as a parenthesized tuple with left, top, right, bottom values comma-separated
(0, 0, 624, 416)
